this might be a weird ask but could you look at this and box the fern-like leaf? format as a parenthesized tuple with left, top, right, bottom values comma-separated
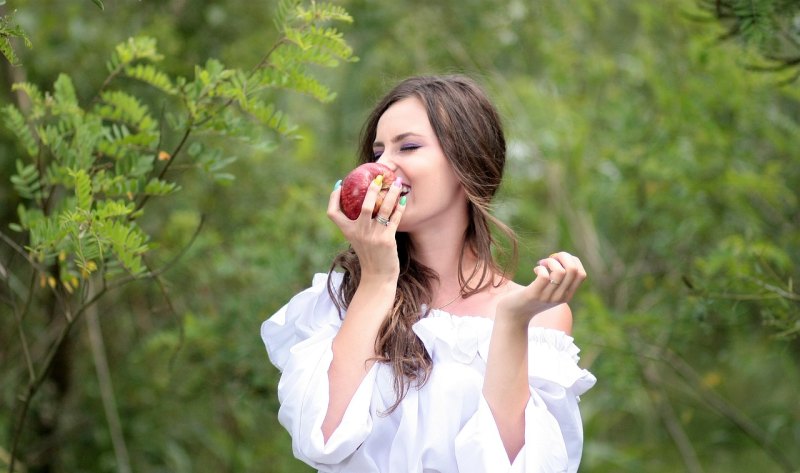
(0, 35, 20, 66)
(96, 90, 157, 132)
(295, 2, 353, 24)
(240, 100, 296, 135)
(11, 82, 45, 119)
(144, 178, 180, 196)
(283, 26, 354, 67)
(10, 159, 42, 200)
(98, 123, 158, 161)
(27, 213, 67, 256)
(95, 200, 134, 219)
(96, 220, 148, 275)
(0, 12, 31, 66)
(2, 104, 39, 157)
(69, 169, 93, 211)
(107, 36, 163, 73)
(283, 66, 335, 102)
(274, 0, 301, 32)
(114, 153, 153, 179)
(124, 64, 177, 94)
(305, 26, 355, 62)
(52, 74, 82, 115)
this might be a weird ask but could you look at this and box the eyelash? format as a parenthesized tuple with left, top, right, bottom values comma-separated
(372, 144, 421, 160)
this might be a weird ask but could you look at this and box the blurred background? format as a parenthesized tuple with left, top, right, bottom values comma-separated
(1, 0, 798, 471)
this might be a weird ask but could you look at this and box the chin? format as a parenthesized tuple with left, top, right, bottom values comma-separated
(395, 214, 417, 234)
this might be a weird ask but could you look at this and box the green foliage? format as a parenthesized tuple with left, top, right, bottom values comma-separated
(695, 0, 800, 82)
(1, 0, 798, 472)
(4, 0, 356, 290)
(0, 1, 355, 471)
(0, 9, 31, 66)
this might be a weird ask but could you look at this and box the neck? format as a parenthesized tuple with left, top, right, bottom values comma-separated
(409, 219, 468, 276)
(407, 220, 481, 308)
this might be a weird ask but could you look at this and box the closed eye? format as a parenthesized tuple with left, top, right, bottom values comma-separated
(400, 144, 421, 152)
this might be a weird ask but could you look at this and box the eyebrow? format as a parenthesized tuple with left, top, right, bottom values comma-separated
(373, 132, 424, 147)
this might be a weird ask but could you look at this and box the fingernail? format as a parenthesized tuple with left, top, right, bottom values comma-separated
(399, 196, 407, 206)
(538, 259, 547, 266)
(333, 179, 342, 190)
(373, 175, 383, 186)
(393, 176, 403, 188)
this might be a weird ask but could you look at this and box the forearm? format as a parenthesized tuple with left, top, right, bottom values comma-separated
(322, 278, 396, 441)
(482, 314, 531, 462)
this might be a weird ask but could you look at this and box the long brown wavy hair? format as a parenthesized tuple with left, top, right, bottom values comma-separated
(327, 75, 518, 413)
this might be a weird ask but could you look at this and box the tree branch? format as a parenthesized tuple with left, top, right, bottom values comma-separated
(85, 280, 131, 473)
(639, 339, 797, 472)
(635, 340, 706, 473)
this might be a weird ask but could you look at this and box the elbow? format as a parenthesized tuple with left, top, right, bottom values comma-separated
(505, 438, 525, 464)
(321, 416, 339, 444)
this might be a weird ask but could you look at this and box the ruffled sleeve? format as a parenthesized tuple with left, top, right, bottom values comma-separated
(415, 314, 596, 473)
(261, 272, 377, 470)
(523, 328, 596, 472)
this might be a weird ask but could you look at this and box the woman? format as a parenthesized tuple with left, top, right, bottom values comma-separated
(261, 75, 595, 473)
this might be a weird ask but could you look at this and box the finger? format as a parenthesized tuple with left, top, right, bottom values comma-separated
(388, 189, 408, 226)
(327, 180, 347, 224)
(531, 263, 559, 301)
(376, 177, 404, 221)
(563, 255, 587, 300)
(538, 256, 567, 295)
(547, 252, 587, 300)
(359, 175, 384, 220)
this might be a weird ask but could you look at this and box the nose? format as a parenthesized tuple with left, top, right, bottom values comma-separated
(375, 154, 397, 171)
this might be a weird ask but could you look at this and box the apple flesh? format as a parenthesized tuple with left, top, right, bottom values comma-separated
(339, 162, 397, 220)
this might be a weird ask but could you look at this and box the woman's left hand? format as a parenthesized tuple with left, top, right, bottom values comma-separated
(496, 251, 587, 325)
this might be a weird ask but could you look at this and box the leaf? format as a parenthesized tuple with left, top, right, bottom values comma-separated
(94, 200, 134, 220)
(98, 123, 158, 161)
(10, 159, 42, 200)
(114, 153, 153, 179)
(91, 0, 105, 10)
(124, 64, 177, 94)
(239, 100, 296, 135)
(11, 81, 43, 102)
(96, 90, 157, 131)
(69, 169, 93, 211)
(116, 36, 163, 64)
(52, 74, 80, 112)
(144, 178, 180, 196)
(0, 11, 31, 65)
(96, 220, 148, 275)
(0, 36, 20, 66)
(27, 213, 67, 254)
(2, 104, 39, 157)
(295, 2, 353, 25)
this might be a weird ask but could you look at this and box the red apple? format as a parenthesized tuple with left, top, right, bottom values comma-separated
(339, 163, 397, 220)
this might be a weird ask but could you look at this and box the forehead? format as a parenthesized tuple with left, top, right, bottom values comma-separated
(375, 97, 432, 137)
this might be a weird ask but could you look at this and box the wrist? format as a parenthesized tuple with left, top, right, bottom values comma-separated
(494, 307, 533, 332)
(359, 270, 399, 287)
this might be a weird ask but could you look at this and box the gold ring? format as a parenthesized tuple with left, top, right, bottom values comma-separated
(549, 279, 561, 286)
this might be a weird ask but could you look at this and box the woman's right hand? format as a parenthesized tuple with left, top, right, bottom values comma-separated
(327, 176, 407, 282)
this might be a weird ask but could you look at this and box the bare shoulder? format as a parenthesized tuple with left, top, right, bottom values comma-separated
(529, 303, 573, 335)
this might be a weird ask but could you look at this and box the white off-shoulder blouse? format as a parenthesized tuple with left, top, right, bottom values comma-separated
(261, 272, 596, 473)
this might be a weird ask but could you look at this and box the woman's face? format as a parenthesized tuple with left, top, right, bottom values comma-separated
(373, 97, 467, 233)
